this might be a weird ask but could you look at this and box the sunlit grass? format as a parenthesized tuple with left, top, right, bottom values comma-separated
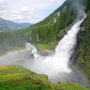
(0, 66, 89, 90)
(36, 40, 58, 51)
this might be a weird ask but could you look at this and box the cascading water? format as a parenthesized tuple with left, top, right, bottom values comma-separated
(26, 14, 86, 75)
(25, 43, 39, 59)
(0, 14, 89, 86)
(21, 14, 89, 85)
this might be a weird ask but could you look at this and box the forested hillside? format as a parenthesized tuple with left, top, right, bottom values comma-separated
(0, 0, 77, 54)
(0, 0, 89, 59)
(18, 0, 89, 50)
(0, 31, 26, 55)
(24, 0, 76, 44)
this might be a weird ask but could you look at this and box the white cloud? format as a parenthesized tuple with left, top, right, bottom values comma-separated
(0, 0, 5, 4)
(20, 6, 29, 11)
(0, 7, 35, 23)
(0, 0, 66, 23)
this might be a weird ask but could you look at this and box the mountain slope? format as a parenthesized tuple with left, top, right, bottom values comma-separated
(24, 0, 76, 44)
(22, 0, 87, 46)
(0, 0, 88, 53)
(0, 18, 32, 31)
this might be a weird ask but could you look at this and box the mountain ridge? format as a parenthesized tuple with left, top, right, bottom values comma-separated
(0, 18, 32, 31)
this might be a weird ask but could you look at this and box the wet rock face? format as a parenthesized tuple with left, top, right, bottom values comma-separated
(39, 50, 54, 56)
(70, 30, 82, 63)
(70, 12, 90, 85)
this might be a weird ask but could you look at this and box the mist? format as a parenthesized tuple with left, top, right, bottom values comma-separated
(22, 0, 87, 84)
(23, 16, 87, 85)
(0, 31, 26, 55)
(71, 0, 85, 19)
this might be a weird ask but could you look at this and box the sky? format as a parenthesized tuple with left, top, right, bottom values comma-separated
(0, 0, 66, 23)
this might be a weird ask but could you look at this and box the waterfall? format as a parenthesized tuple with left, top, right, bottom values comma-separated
(26, 14, 86, 78)
(0, 14, 88, 86)
(25, 43, 39, 59)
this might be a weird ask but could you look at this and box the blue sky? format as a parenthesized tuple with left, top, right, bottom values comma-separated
(0, 0, 66, 23)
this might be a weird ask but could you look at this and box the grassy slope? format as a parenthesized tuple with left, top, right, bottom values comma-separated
(0, 66, 89, 90)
